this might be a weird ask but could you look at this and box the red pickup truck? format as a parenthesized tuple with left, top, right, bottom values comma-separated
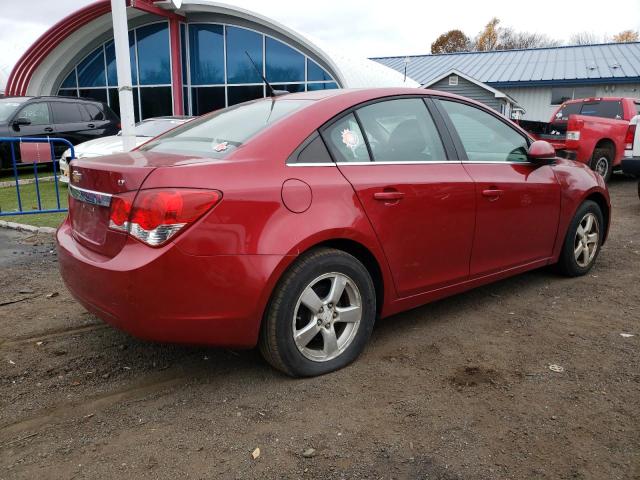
(519, 97, 640, 181)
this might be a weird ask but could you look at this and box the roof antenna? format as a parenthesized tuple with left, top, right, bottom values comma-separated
(403, 57, 411, 83)
(245, 51, 288, 97)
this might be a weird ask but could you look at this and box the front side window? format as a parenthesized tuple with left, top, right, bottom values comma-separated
(322, 113, 370, 163)
(439, 100, 528, 163)
(356, 98, 446, 162)
(140, 99, 309, 158)
(17, 103, 51, 125)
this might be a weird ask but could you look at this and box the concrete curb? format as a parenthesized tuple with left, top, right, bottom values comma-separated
(0, 220, 56, 235)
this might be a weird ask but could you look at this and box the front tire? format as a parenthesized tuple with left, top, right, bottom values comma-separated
(259, 248, 376, 377)
(590, 148, 613, 183)
(557, 200, 604, 277)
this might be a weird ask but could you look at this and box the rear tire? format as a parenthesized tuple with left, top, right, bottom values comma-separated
(590, 148, 613, 183)
(557, 200, 604, 277)
(259, 248, 376, 377)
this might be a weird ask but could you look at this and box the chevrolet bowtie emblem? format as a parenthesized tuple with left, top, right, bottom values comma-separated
(71, 170, 82, 183)
(117, 179, 126, 187)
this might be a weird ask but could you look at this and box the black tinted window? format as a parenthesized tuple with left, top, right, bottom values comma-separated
(84, 104, 105, 121)
(51, 102, 84, 123)
(579, 101, 623, 119)
(356, 98, 446, 162)
(553, 103, 581, 122)
(292, 134, 332, 164)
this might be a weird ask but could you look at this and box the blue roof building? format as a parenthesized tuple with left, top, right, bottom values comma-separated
(373, 42, 640, 121)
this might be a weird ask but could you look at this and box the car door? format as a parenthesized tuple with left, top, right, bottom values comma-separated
(321, 97, 476, 298)
(50, 101, 100, 158)
(8, 101, 55, 163)
(10, 101, 54, 139)
(434, 98, 561, 276)
(83, 103, 115, 139)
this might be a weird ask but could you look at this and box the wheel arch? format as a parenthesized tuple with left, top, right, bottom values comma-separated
(593, 138, 616, 158)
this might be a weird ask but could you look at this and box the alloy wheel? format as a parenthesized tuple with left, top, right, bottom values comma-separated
(574, 212, 599, 268)
(292, 272, 362, 362)
(594, 157, 609, 178)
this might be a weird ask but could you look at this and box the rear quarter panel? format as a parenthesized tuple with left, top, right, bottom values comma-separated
(568, 115, 628, 165)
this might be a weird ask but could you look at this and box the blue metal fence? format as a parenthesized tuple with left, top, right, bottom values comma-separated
(0, 137, 75, 217)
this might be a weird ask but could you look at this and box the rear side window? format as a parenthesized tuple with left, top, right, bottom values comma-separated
(51, 102, 84, 123)
(322, 113, 370, 163)
(84, 104, 105, 121)
(439, 100, 528, 163)
(16, 103, 50, 125)
(356, 98, 446, 162)
(140, 99, 309, 158)
(579, 101, 623, 119)
(290, 133, 332, 164)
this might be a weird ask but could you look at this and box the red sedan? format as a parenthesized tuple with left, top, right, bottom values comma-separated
(57, 88, 610, 377)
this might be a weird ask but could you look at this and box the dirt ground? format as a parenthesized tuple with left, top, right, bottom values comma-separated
(0, 177, 638, 480)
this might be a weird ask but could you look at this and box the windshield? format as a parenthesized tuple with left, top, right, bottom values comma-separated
(0, 98, 29, 123)
(139, 99, 310, 158)
(133, 118, 190, 137)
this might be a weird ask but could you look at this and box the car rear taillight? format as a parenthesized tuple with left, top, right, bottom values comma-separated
(566, 115, 583, 143)
(108, 189, 222, 246)
(625, 124, 636, 150)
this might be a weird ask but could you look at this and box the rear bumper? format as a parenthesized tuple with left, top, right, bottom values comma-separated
(621, 157, 640, 176)
(57, 220, 286, 348)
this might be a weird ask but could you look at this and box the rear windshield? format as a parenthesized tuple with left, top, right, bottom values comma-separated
(139, 99, 310, 158)
(554, 100, 624, 122)
(0, 98, 29, 122)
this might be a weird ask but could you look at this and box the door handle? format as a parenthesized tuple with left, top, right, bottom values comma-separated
(44, 127, 53, 133)
(88, 124, 95, 128)
(482, 188, 504, 199)
(373, 191, 405, 201)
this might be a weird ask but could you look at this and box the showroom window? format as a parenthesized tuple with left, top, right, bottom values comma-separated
(58, 22, 339, 119)
(57, 22, 172, 121)
(182, 24, 339, 115)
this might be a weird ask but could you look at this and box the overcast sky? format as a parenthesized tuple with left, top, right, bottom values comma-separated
(1, 0, 639, 80)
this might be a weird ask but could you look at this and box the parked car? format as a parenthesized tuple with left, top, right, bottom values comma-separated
(621, 114, 640, 198)
(57, 88, 610, 377)
(0, 96, 120, 169)
(59, 116, 193, 183)
(519, 97, 640, 182)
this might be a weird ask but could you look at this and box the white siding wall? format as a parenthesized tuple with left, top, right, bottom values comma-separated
(502, 84, 640, 122)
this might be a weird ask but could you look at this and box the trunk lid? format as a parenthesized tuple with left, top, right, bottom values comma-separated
(68, 151, 210, 256)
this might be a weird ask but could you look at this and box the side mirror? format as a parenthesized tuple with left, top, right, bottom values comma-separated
(12, 117, 31, 128)
(527, 140, 556, 164)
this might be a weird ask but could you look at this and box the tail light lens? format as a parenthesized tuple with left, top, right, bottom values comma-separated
(625, 124, 636, 150)
(108, 189, 222, 246)
(566, 116, 583, 143)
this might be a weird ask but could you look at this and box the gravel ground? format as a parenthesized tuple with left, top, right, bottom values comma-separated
(0, 177, 638, 480)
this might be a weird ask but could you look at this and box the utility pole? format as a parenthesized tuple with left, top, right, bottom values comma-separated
(110, 0, 136, 151)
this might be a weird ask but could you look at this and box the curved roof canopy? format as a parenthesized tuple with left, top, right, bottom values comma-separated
(6, 0, 417, 97)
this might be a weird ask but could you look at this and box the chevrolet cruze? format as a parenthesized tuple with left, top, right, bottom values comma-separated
(57, 88, 610, 377)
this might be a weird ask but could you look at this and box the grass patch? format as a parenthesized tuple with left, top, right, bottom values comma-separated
(0, 164, 54, 183)
(0, 180, 68, 228)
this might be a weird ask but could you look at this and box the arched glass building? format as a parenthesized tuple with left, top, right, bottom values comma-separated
(6, 1, 416, 120)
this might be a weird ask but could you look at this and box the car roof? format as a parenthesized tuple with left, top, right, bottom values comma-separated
(2, 95, 107, 105)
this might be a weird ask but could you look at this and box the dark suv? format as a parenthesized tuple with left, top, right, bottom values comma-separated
(0, 96, 120, 168)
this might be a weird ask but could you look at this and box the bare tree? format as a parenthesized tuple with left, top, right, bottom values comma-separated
(569, 32, 603, 45)
(431, 30, 472, 54)
(499, 29, 561, 49)
(612, 30, 639, 42)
